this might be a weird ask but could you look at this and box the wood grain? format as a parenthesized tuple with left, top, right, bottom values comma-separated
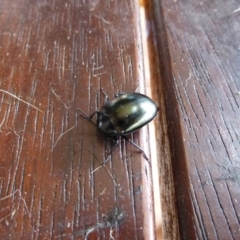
(1, 0, 239, 239)
(0, 0, 157, 239)
(151, 0, 240, 239)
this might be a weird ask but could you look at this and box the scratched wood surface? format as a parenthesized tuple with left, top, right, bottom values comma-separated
(1, 0, 239, 239)
(0, 0, 162, 239)
(151, 0, 240, 239)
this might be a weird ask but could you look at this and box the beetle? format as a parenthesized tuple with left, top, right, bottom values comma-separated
(78, 89, 158, 166)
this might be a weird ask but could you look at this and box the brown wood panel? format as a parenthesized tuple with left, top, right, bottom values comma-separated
(151, 0, 240, 239)
(0, 0, 159, 239)
(2, 0, 239, 239)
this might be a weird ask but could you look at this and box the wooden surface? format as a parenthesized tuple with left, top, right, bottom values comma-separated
(151, 0, 240, 239)
(0, 0, 240, 239)
(0, 0, 158, 239)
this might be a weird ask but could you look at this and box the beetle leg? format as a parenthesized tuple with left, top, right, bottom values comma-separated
(88, 111, 98, 120)
(92, 140, 119, 173)
(78, 108, 98, 127)
(101, 140, 119, 166)
(121, 135, 150, 164)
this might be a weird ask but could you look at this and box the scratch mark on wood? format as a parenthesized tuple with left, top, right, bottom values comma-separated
(0, 189, 31, 218)
(93, 15, 111, 25)
(233, 7, 240, 13)
(0, 209, 16, 223)
(0, 89, 43, 113)
(51, 87, 70, 109)
(51, 124, 77, 151)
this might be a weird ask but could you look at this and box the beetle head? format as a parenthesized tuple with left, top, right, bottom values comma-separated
(97, 112, 119, 140)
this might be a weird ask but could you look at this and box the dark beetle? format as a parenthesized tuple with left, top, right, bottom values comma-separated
(78, 89, 158, 165)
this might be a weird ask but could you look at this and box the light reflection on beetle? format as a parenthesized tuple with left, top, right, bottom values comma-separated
(78, 89, 158, 166)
